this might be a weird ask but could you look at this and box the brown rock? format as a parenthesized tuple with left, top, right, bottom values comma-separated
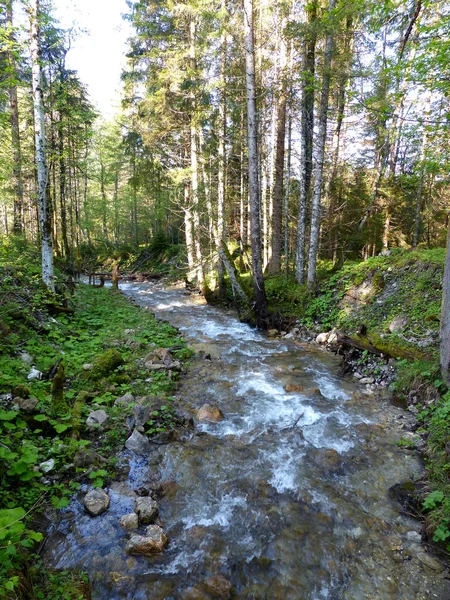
(203, 575, 232, 599)
(13, 397, 38, 414)
(119, 513, 139, 529)
(196, 404, 224, 423)
(283, 384, 304, 393)
(134, 496, 158, 524)
(125, 525, 168, 555)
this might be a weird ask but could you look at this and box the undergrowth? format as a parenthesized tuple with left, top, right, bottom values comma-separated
(0, 240, 189, 598)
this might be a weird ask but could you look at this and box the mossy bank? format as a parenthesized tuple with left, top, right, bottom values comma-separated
(0, 250, 191, 599)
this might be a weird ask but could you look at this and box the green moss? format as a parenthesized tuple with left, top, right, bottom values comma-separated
(89, 349, 124, 381)
(12, 384, 30, 399)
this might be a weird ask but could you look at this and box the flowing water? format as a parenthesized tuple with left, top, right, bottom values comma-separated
(44, 282, 450, 599)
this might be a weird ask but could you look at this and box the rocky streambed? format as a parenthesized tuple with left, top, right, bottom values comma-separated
(43, 281, 450, 599)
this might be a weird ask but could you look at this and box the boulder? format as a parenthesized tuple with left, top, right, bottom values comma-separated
(119, 513, 139, 530)
(417, 552, 443, 572)
(114, 392, 135, 407)
(73, 448, 108, 468)
(125, 525, 168, 555)
(315, 332, 329, 344)
(89, 349, 124, 380)
(27, 367, 43, 380)
(84, 488, 110, 516)
(86, 409, 109, 429)
(283, 384, 304, 393)
(125, 429, 151, 455)
(359, 377, 375, 385)
(13, 397, 38, 414)
(196, 404, 224, 423)
(144, 348, 181, 371)
(19, 351, 33, 365)
(134, 496, 158, 524)
(203, 575, 232, 599)
(38, 459, 55, 473)
(389, 316, 408, 333)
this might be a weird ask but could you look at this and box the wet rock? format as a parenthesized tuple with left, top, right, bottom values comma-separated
(86, 409, 109, 429)
(125, 429, 151, 454)
(131, 404, 153, 429)
(203, 575, 232, 599)
(12, 396, 38, 413)
(283, 384, 304, 393)
(353, 372, 363, 379)
(73, 448, 108, 468)
(119, 513, 139, 530)
(110, 481, 136, 498)
(114, 392, 135, 406)
(406, 530, 422, 543)
(196, 404, 224, 423)
(267, 329, 278, 338)
(303, 387, 321, 397)
(309, 448, 342, 472)
(125, 525, 168, 555)
(417, 552, 443, 572)
(134, 496, 158, 524)
(84, 488, 110, 516)
(27, 367, 43, 380)
(327, 330, 338, 344)
(315, 332, 329, 344)
(359, 377, 375, 385)
(181, 587, 212, 600)
(39, 459, 55, 473)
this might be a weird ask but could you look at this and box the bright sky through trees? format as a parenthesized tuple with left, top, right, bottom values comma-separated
(52, 0, 131, 117)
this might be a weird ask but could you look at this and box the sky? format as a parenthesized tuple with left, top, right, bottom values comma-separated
(52, 0, 133, 119)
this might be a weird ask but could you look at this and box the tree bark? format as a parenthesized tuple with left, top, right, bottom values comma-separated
(30, 0, 54, 290)
(295, 0, 317, 284)
(243, 0, 268, 325)
(7, 0, 24, 235)
(268, 16, 288, 274)
(307, 0, 336, 290)
(441, 219, 450, 387)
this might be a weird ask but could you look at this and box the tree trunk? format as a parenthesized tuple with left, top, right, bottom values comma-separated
(440, 219, 450, 387)
(243, 0, 268, 325)
(307, 0, 335, 290)
(58, 114, 70, 258)
(30, 0, 54, 291)
(268, 16, 288, 274)
(295, 0, 317, 284)
(217, 3, 227, 298)
(7, 0, 24, 235)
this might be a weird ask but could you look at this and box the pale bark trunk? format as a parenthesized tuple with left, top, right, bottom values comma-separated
(189, 18, 204, 291)
(268, 17, 288, 274)
(30, 0, 54, 290)
(7, 0, 24, 235)
(184, 183, 195, 277)
(441, 220, 450, 387)
(295, 0, 317, 284)
(217, 4, 227, 297)
(307, 0, 335, 290)
(244, 0, 268, 325)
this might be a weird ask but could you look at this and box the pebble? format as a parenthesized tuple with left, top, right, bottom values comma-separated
(406, 531, 422, 543)
(360, 377, 375, 385)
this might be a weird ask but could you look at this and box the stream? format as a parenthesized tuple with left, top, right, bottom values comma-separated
(44, 282, 450, 599)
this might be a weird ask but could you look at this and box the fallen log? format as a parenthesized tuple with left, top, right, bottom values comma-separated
(329, 330, 427, 361)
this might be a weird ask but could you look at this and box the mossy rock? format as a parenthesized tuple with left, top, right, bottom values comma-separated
(13, 384, 30, 399)
(89, 349, 124, 380)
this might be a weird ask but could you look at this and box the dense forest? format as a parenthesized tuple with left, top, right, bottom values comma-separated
(1, 0, 450, 330)
(1, 0, 450, 597)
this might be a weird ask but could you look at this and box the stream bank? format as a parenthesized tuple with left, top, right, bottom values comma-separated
(42, 280, 450, 599)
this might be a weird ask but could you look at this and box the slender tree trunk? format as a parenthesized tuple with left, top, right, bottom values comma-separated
(244, 0, 268, 325)
(189, 18, 205, 291)
(184, 182, 195, 278)
(217, 4, 227, 297)
(268, 16, 288, 274)
(7, 1, 24, 235)
(441, 219, 450, 386)
(99, 158, 108, 240)
(30, 0, 54, 290)
(58, 115, 70, 258)
(413, 94, 431, 247)
(307, 0, 335, 289)
(295, 0, 317, 284)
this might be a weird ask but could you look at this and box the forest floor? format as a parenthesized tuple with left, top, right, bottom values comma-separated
(0, 244, 193, 599)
